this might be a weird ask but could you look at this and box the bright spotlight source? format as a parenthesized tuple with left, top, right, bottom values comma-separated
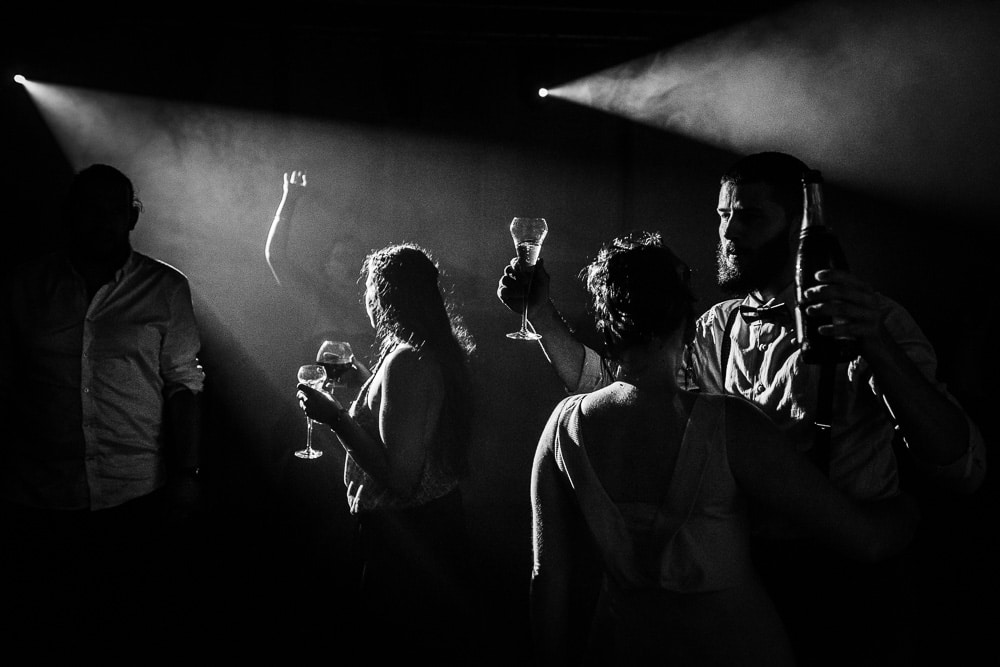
(14, 74, 27, 85)
(538, 88, 549, 98)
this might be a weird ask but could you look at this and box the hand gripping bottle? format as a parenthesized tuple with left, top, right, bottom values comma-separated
(794, 170, 859, 364)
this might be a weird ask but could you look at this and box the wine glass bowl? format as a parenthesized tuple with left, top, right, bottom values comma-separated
(507, 217, 547, 340)
(298, 363, 327, 389)
(511, 217, 547, 267)
(295, 363, 327, 459)
(317, 340, 355, 388)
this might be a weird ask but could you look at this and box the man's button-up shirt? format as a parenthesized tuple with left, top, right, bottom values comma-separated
(576, 284, 985, 499)
(1, 251, 205, 510)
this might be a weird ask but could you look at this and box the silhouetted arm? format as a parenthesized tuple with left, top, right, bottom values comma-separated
(806, 269, 985, 493)
(165, 388, 202, 473)
(497, 258, 590, 392)
(160, 277, 206, 522)
(298, 346, 439, 497)
(530, 407, 595, 666)
(264, 169, 335, 317)
(266, 170, 304, 285)
(726, 396, 920, 561)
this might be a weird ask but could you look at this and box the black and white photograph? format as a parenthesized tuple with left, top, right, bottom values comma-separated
(2, 1, 996, 664)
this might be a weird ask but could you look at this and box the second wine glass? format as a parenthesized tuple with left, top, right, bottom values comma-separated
(506, 216, 548, 340)
(295, 363, 327, 459)
(317, 340, 355, 389)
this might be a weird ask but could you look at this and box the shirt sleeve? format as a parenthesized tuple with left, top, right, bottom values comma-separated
(161, 277, 205, 396)
(905, 405, 986, 495)
(874, 297, 986, 494)
(687, 301, 742, 395)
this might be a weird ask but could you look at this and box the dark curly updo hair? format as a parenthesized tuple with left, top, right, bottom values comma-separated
(582, 231, 696, 360)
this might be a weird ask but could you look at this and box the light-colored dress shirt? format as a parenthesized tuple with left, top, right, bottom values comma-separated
(576, 284, 985, 499)
(1, 251, 205, 511)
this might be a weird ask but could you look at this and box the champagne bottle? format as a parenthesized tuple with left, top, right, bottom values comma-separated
(794, 169, 859, 364)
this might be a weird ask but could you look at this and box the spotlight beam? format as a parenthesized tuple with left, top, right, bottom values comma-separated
(542, 0, 1000, 216)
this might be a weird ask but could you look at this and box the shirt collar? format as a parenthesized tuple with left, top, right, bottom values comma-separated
(744, 282, 795, 309)
(60, 246, 137, 288)
(115, 248, 138, 282)
(740, 282, 796, 325)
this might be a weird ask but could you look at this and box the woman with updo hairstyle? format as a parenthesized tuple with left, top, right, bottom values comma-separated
(583, 230, 695, 363)
(298, 242, 475, 655)
(530, 231, 917, 665)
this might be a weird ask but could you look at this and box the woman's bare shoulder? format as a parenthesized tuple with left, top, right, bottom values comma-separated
(382, 344, 443, 386)
(580, 382, 634, 414)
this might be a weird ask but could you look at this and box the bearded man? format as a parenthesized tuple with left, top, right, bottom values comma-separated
(497, 151, 984, 665)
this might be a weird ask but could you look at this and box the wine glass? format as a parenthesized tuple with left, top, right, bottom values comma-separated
(506, 217, 548, 340)
(295, 363, 327, 459)
(316, 340, 355, 389)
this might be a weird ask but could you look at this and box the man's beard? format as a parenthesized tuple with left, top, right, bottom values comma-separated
(716, 233, 790, 295)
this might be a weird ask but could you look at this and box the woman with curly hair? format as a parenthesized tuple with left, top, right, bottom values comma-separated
(297, 242, 475, 653)
(529, 231, 918, 665)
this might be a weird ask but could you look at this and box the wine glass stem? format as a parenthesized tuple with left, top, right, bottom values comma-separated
(306, 418, 314, 452)
(522, 270, 535, 333)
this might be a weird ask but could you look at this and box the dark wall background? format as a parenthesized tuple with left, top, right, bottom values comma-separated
(2, 2, 995, 661)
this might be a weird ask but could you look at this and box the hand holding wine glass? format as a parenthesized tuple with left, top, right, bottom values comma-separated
(506, 217, 548, 340)
(295, 363, 327, 459)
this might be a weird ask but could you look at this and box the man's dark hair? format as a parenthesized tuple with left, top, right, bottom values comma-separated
(582, 230, 696, 359)
(720, 151, 810, 224)
(65, 163, 143, 226)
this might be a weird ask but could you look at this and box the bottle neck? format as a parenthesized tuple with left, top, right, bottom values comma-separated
(801, 181, 827, 231)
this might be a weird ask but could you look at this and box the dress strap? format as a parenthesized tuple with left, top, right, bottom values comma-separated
(350, 349, 385, 413)
(553, 396, 653, 590)
(648, 395, 718, 590)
